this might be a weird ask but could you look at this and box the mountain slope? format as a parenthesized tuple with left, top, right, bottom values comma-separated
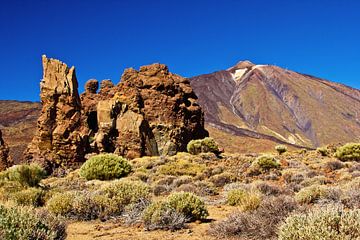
(189, 61, 360, 149)
(0, 100, 41, 162)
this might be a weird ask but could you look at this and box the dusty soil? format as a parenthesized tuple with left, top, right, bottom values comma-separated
(67, 205, 236, 240)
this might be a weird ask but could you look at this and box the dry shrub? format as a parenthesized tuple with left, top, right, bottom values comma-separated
(227, 189, 261, 211)
(279, 206, 360, 240)
(142, 201, 187, 230)
(295, 185, 342, 204)
(209, 196, 297, 239)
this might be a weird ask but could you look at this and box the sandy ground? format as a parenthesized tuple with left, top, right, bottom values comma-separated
(67, 205, 237, 240)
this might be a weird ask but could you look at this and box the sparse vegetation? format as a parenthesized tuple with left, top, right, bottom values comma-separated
(79, 153, 132, 180)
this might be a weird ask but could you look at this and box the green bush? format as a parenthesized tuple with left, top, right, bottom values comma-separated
(100, 180, 151, 206)
(335, 143, 360, 161)
(79, 153, 132, 180)
(275, 145, 287, 155)
(227, 189, 261, 211)
(249, 155, 280, 175)
(187, 137, 220, 155)
(0, 204, 66, 240)
(142, 201, 187, 230)
(9, 188, 46, 207)
(0, 164, 46, 187)
(167, 192, 208, 221)
(278, 207, 360, 240)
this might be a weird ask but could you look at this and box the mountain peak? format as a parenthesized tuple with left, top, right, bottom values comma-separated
(233, 60, 255, 69)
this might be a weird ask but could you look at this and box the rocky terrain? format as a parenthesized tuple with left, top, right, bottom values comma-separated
(0, 57, 360, 240)
(190, 60, 360, 149)
(25, 56, 208, 172)
(0, 100, 41, 163)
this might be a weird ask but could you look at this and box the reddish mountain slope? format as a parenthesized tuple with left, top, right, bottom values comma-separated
(190, 61, 360, 150)
(0, 101, 41, 162)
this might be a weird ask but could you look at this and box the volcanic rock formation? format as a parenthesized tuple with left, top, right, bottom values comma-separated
(25, 56, 86, 170)
(190, 60, 360, 149)
(26, 56, 208, 170)
(0, 129, 11, 171)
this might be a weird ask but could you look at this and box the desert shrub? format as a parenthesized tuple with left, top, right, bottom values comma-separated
(227, 189, 261, 211)
(325, 160, 344, 170)
(158, 159, 205, 177)
(301, 175, 330, 187)
(122, 198, 151, 225)
(143, 201, 187, 230)
(167, 192, 208, 221)
(0, 204, 66, 240)
(187, 137, 220, 155)
(317, 147, 329, 156)
(9, 187, 46, 207)
(278, 207, 360, 240)
(248, 155, 280, 176)
(209, 172, 235, 187)
(172, 176, 193, 188)
(335, 143, 360, 162)
(275, 145, 287, 155)
(209, 196, 297, 239)
(100, 180, 151, 206)
(79, 153, 132, 180)
(194, 181, 218, 196)
(295, 185, 342, 204)
(254, 181, 282, 196)
(0, 164, 46, 187)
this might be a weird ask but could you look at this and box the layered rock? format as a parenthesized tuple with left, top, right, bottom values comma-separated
(25, 55, 86, 170)
(26, 56, 208, 169)
(0, 129, 11, 171)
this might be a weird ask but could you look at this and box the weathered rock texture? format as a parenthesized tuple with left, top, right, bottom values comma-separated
(26, 56, 208, 170)
(0, 130, 12, 171)
(25, 56, 86, 170)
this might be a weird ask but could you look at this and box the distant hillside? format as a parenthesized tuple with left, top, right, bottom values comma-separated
(0, 100, 41, 162)
(190, 61, 360, 151)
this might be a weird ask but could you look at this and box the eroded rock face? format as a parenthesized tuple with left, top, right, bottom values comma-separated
(25, 55, 86, 170)
(27, 57, 208, 170)
(0, 129, 11, 171)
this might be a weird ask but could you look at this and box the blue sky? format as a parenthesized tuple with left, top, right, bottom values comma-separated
(0, 0, 359, 101)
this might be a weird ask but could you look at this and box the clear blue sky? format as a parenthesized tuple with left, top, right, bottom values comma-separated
(1, 0, 359, 101)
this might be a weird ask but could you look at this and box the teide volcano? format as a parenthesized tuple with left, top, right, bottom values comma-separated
(189, 61, 360, 150)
